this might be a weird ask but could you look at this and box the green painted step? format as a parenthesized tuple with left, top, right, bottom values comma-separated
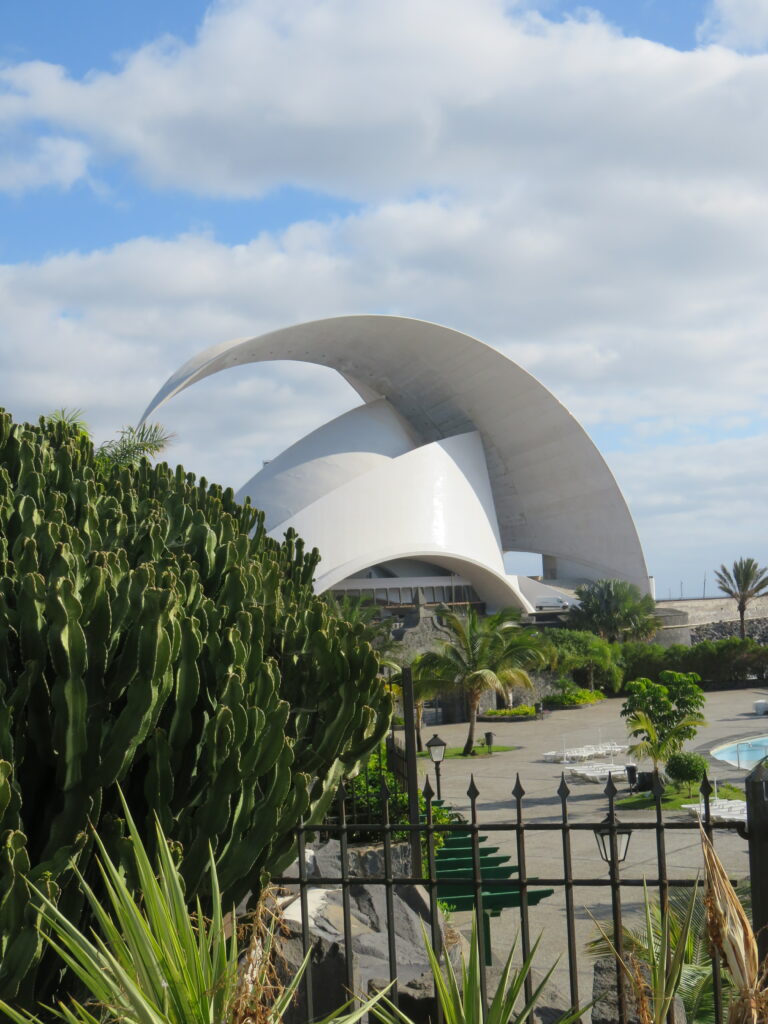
(435, 887, 554, 911)
(440, 834, 491, 848)
(437, 864, 519, 881)
(436, 853, 513, 870)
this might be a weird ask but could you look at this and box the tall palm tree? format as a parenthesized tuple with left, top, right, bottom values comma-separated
(416, 607, 551, 756)
(715, 557, 768, 640)
(569, 578, 660, 642)
(625, 710, 707, 773)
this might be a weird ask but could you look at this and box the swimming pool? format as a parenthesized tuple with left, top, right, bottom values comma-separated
(711, 735, 768, 770)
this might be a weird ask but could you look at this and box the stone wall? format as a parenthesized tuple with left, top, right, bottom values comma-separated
(656, 594, 768, 626)
(692, 617, 768, 643)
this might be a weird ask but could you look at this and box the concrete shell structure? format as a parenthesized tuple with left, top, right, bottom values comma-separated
(142, 315, 650, 612)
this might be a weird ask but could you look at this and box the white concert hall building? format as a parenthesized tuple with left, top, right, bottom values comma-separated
(143, 316, 651, 616)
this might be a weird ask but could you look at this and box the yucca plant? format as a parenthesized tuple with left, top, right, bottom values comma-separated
(700, 827, 768, 1024)
(0, 792, 387, 1024)
(373, 917, 586, 1024)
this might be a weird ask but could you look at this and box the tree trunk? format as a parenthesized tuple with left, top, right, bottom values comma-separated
(415, 701, 424, 753)
(462, 693, 480, 756)
(739, 601, 747, 640)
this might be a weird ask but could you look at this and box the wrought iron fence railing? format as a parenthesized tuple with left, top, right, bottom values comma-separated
(274, 771, 750, 1024)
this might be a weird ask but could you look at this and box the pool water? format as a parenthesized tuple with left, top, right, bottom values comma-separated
(711, 735, 768, 770)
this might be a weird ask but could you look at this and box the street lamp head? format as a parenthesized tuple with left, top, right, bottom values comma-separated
(426, 733, 447, 764)
(594, 814, 632, 864)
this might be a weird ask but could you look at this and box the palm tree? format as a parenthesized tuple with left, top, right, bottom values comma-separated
(625, 710, 707, 773)
(569, 579, 660, 642)
(416, 607, 551, 756)
(48, 408, 173, 467)
(715, 557, 768, 640)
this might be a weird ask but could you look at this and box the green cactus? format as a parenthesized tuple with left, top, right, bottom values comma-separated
(0, 409, 391, 1007)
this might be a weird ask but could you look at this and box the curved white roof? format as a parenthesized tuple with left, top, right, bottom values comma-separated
(143, 315, 649, 600)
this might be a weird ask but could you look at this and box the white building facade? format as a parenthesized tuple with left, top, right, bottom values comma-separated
(143, 315, 650, 613)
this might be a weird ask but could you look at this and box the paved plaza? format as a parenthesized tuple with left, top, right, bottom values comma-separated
(415, 686, 768, 1013)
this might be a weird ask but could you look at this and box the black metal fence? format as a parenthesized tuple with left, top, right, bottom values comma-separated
(274, 769, 757, 1024)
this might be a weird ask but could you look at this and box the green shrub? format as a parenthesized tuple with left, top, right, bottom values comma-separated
(665, 752, 709, 796)
(348, 745, 456, 853)
(542, 687, 605, 708)
(484, 705, 536, 717)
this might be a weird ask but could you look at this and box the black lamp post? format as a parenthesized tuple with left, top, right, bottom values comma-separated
(594, 813, 632, 864)
(426, 733, 447, 801)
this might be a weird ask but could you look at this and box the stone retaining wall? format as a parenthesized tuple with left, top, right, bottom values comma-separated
(691, 617, 768, 644)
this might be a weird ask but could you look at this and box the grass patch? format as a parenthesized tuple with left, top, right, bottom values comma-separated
(617, 781, 744, 811)
(416, 744, 518, 759)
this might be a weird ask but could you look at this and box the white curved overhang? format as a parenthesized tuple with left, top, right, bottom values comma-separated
(143, 314, 650, 595)
(279, 431, 530, 611)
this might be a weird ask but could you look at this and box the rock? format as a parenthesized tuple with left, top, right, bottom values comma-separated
(275, 838, 465, 1023)
(276, 923, 349, 1024)
(592, 957, 687, 1024)
(293, 838, 412, 881)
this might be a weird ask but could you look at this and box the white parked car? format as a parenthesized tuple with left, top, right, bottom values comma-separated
(534, 596, 572, 612)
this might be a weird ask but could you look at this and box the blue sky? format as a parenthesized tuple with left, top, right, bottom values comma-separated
(1, 0, 767, 599)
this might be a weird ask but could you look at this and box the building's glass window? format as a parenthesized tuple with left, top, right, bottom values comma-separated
(425, 587, 435, 602)
(401, 588, 413, 603)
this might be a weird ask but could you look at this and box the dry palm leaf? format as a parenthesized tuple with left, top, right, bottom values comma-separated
(700, 825, 768, 1024)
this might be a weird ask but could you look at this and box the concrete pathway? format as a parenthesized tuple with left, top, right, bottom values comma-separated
(412, 686, 768, 1015)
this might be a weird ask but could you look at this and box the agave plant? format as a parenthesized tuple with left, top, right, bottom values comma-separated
(0, 791, 388, 1024)
(373, 916, 587, 1024)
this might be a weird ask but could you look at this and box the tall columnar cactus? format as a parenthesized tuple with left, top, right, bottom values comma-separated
(0, 410, 390, 1005)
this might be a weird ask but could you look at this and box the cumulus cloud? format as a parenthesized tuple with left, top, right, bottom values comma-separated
(1, 0, 768, 593)
(2, 181, 768, 593)
(1, 0, 768, 199)
(0, 136, 90, 194)
(698, 0, 768, 51)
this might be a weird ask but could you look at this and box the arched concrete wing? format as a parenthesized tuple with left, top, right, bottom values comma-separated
(143, 315, 650, 594)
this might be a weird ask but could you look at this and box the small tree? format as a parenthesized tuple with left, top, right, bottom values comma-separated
(416, 607, 550, 756)
(545, 628, 622, 691)
(621, 671, 707, 740)
(665, 752, 709, 797)
(715, 557, 768, 640)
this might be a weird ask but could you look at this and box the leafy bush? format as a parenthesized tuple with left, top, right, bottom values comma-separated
(665, 752, 709, 796)
(618, 636, 768, 691)
(543, 628, 622, 692)
(542, 686, 605, 708)
(348, 745, 456, 852)
(483, 705, 536, 717)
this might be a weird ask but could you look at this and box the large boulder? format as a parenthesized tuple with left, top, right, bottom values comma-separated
(277, 839, 465, 1024)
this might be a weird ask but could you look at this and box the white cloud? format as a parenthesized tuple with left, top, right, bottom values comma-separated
(1, 0, 768, 199)
(698, 0, 768, 51)
(1, 0, 768, 595)
(2, 177, 768, 598)
(0, 136, 90, 194)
